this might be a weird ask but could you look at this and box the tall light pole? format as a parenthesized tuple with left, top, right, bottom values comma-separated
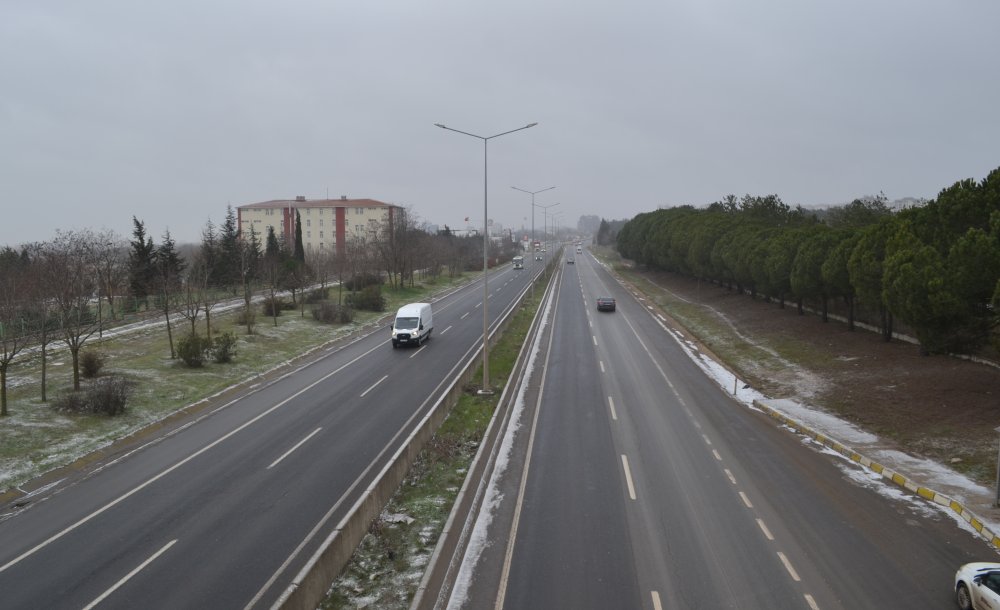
(435, 121, 538, 394)
(511, 185, 555, 258)
(537, 202, 561, 257)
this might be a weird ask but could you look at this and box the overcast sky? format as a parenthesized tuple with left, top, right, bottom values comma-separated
(2, 0, 998, 247)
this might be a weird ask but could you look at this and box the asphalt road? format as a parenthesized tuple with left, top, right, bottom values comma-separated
(0, 256, 549, 609)
(447, 250, 992, 610)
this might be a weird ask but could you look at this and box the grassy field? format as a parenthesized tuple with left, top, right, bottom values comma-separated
(0, 277, 471, 494)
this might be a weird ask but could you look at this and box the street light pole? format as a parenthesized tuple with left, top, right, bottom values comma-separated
(537, 202, 561, 258)
(511, 185, 555, 260)
(436, 121, 538, 394)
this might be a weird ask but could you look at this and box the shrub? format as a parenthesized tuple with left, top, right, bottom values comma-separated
(53, 375, 133, 416)
(304, 288, 329, 304)
(312, 301, 354, 324)
(211, 331, 238, 363)
(281, 299, 298, 311)
(262, 297, 284, 317)
(80, 351, 105, 379)
(343, 273, 382, 291)
(177, 332, 208, 367)
(346, 285, 386, 312)
(236, 308, 256, 327)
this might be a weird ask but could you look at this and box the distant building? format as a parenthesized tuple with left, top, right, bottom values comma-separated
(237, 195, 399, 257)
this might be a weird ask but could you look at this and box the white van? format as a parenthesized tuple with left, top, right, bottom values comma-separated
(391, 303, 433, 348)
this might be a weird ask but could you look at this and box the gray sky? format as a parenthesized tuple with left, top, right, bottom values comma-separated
(3, 0, 998, 247)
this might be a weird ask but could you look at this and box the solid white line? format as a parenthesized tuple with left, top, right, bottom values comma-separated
(778, 552, 801, 581)
(724, 469, 737, 485)
(82, 539, 177, 610)
(267, 428, 322, 469)
(360, 375, 388, 397)
(757, 518, 774, 541)
(621, 455, 637, 500)
(712, 449, 722, 461)
(651, 591, 663, 610)
(461, 312, 470, 319)
(805, 593, 821, 609)
(739, 491, 753, 508)
(608, 396, 618, 421)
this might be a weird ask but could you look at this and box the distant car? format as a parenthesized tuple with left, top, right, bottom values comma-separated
(567, 257, 575, 264)
(534, 254, 543, 261)
(956, 563, 1000, 609)
(596, 297, 616, 312)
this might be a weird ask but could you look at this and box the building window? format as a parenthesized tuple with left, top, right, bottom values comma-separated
(319, 243, 324, 249)
(307, 231, 311, 238)
(306, 219, 311, 227)
(320, 231, 324, 238)
(319, 219, 324, 226)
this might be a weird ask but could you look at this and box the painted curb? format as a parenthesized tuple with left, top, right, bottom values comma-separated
(754, 399, 1000, 551)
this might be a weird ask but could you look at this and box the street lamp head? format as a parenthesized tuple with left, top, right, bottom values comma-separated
(525, 123, 538, 128)
(434, 123, 446, 129)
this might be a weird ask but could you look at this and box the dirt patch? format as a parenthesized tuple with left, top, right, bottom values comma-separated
(624, 268, 1000, 485)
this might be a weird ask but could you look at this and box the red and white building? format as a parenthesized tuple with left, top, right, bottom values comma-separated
(237, 195, 399, 257)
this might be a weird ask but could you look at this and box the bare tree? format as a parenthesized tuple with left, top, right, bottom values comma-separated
(93, 229, 128, 331)
(179, 250, 209, 336)
(0, 247, 34, 416)
(45, 230, 100, 391)
(154, 230, 186, 359)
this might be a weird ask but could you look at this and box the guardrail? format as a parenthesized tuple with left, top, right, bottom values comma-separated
(272, 268, 550, 610)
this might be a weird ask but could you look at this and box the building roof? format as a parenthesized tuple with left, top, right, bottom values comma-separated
(239, 197, 395, 210)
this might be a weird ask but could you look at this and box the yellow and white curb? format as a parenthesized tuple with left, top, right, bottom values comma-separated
(753, 399, 1000, 551)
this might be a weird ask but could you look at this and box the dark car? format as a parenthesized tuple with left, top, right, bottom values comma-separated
(596, 297, 616, 312)
(567, 257, 575, 264)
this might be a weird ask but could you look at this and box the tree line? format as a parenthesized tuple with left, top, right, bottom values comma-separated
(616, 167, 1000, 356)
(0, 205, 519, 416)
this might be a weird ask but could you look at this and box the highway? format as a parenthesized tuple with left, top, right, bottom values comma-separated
(445, 250, 991, 610)
(0, 257, 546, 609)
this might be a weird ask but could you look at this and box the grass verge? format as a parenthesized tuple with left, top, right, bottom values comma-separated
(321, 286, 540, 609)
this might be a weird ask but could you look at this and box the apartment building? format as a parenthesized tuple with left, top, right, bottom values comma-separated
(237, 195, 398, 257)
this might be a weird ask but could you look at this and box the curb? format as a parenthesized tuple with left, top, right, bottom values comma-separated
(754, 399, 1000, 551)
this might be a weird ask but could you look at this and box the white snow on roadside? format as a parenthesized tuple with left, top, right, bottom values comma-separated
(659, 310, 1000, 545)
(445, 289, 555, 610)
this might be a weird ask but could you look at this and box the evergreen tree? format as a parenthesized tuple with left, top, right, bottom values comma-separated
(128, 217, 156, 310)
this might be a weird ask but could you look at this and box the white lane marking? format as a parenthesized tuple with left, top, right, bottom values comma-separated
(757, 518, 775, 541)
(651, 591, 663, 610)
(360, 375, 388, 397)
(82, 539, 177, 610)
(805, 594, 821, 609)
(592, 336, 597, 346)
(267, 428, 322, 470)
(0, 335, 385, 575)
(712, 449, 722, 461)
(739, 491, 753, 508)
(461, 312, 470, 319)
(702, 434, 712, 445)
(724, 469, 737, 485)
(475, 301, 482, 308)
(621, 455, 637, 500)
(777, 552, 801, 581)
(608, 397, 618, 421)
(441, 325, 453, 335)
(409, 346, 426, 359)
(599, 360, 605, 373)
